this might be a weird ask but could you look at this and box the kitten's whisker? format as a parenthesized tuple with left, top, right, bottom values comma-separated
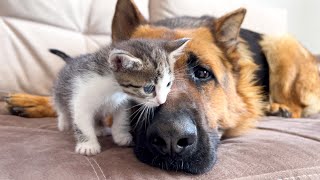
(135, 105, 147, 129)
(133, 104, 147, 129)
(130, 105, 144, 116)
(146, 107, 152, 129)
(125, 102, 145, 111)
(144, 107, 149, 130)
(144, 107, 150, 128)
(149, 108, 154, 127)
(129, 105, 144, 121)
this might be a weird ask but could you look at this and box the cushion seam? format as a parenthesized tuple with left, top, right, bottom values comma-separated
(257, 127, 320, 142)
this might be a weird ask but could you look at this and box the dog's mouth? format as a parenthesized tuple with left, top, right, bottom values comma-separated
(130, 104, 220, 174)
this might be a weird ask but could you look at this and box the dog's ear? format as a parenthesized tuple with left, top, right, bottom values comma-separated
(112, 0, 147, 42)
(214, 8, 246, 56)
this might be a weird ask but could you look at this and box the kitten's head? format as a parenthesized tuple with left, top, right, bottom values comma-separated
(108, 38, 190, 107)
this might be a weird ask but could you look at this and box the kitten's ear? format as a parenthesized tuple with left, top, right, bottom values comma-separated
(108, 50, 143, 72)
(164, 38, 191, 64)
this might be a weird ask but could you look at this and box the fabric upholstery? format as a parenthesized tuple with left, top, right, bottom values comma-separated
(0, 101, 319, 179)
(0, 0, 286, 96)
(1, 1, 320, 179)
(0, 0, 148, 96)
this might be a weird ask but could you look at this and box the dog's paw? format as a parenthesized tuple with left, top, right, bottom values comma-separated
(95, 127, 112, 137)
(8, 106, 29, 117)
(75, 141, 101, 156)
(266, 103, 292, 118)
(5, 93, 56, 118)
(112, 130, 133, 146)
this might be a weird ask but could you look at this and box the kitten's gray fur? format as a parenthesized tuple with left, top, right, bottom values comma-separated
(52, 38, 189, 156)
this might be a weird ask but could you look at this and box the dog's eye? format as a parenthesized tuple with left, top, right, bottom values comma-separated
(194, 67, 211, 80)
(193, 66, 213, 82)
(187, 52, 215, 83)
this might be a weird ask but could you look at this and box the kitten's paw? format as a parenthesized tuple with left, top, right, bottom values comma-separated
(112, 130, 133, 146)
(95, 127, 112, 137)
(75, 141, 101, 156)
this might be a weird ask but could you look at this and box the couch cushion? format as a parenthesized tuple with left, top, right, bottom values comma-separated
(1, 111, 319, 179)
(0, 0, 148, 96)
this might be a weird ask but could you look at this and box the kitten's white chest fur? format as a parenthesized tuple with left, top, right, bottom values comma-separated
(72, 73, 128, 115)
(66, 73, 131, 155)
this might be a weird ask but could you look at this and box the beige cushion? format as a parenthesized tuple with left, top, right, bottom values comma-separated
(1, 0, 287, 95)
(149, 0, 287, 35)
(0, 0, 148, 95)
(0, 105, 319, 179)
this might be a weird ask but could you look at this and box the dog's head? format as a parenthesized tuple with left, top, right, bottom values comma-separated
(112, 0, 264, 174)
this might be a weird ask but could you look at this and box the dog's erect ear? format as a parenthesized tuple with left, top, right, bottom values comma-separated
(214, 8, 246, 52)
(112, 0, 147, 42)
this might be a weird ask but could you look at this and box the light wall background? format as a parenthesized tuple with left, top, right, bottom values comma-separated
(234, 0, 320, 53)
(148, 0, 320, 53)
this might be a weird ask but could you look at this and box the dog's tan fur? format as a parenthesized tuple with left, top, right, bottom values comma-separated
(261, 35, 320, 118)
(4, 1, 320, 138)
(128, 11, 264, 137)
(5, 93, 56, 118)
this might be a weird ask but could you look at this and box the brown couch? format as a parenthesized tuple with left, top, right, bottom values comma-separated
(1, 1, 320, 179)
(1, 102, 320, 179)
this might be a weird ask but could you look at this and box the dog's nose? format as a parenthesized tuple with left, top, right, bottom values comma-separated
(147, 114, 197, 156)
(150, 132, 196, 155)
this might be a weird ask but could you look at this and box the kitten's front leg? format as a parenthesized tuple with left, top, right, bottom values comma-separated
(112, 107, 133, 146)
(73, 109, 101, 156)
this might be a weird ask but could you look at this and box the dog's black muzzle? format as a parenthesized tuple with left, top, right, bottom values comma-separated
(131, 102, 220, 174)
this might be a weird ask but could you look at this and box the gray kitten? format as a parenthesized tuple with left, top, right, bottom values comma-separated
(51, 38, 190, 156)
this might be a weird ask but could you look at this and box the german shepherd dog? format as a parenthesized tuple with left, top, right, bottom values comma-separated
(5, 0, 320, 174)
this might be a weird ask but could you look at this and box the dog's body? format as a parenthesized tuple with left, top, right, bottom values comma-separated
(5, 0, 320, 174)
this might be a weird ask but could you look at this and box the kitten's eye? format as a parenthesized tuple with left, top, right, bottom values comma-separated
(167, 81, 171, 87)
(194, 67, 212, 80)
(143, 85, 155, 94)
